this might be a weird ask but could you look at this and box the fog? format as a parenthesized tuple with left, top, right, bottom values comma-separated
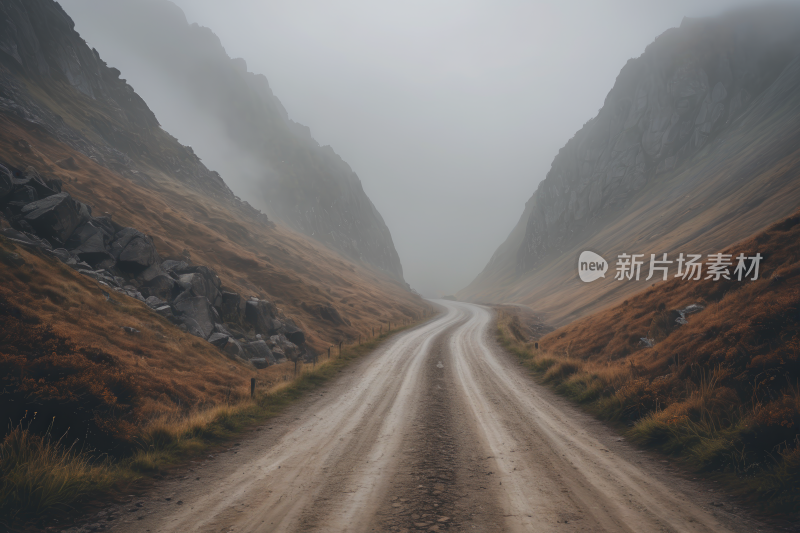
(61, 0, 762, 297)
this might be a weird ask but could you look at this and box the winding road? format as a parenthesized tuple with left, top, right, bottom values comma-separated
(108, 302, 768, 533)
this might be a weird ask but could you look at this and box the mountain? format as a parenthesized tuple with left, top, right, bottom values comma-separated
(57, 0, 406, 284)
(459, 6, 800, 326)
(0, 0, 425, 377)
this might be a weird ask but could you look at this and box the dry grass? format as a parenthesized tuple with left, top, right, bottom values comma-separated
(0, 112, 428, 357)
(0, 272, 426, 526)
(0, 90, 430, 525)
(0, 426, 117, 527)
(495, 210, 800, 515)
(460, 69, 800, 327)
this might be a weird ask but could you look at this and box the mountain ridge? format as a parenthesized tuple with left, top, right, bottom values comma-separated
(60, 0, 407, 284)
(459, 5, 800, 325)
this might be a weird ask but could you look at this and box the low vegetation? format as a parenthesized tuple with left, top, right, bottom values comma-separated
(497, 211, 800, 516)
(0, 249, 426, 526)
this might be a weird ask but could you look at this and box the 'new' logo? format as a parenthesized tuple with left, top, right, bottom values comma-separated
(578, 251, 608, 282)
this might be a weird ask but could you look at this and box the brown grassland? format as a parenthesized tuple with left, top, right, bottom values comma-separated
(496, 210, 800, 516)
(0, 240, 428, 525)
(0, 91, 429, 525)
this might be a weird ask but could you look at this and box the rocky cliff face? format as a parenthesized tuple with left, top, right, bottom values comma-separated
(0, 0, 273, 225)
(515, 7, 800, 273)
(0, 0, 425, 368)
(59, 0, 406, 284)
(460, 6, 800, 324)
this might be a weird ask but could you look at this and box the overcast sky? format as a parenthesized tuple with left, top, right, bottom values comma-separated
(62, 0, 763, 296)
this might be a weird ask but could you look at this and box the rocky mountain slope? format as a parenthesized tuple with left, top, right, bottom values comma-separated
(58, 0, 406, 284)
(459, 6, 800, 325)
(0, 0, 425, 383)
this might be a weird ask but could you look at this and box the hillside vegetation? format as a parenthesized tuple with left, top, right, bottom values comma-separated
(497, 210, 800, 515)
(462, 7, 800, 326)
(0, 238, 428, 525)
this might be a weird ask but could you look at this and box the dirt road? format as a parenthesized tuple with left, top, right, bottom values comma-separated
(106, 302, 770, 533)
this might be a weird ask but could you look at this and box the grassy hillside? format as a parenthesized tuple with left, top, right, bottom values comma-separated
(496, 210, 800, 515)
(459, 13, 800, 327)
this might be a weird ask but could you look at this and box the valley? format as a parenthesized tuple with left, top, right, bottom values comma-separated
(92, 303, 770, 533)
(1, 1, 799, 531)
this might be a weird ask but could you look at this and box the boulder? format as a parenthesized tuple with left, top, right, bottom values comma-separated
(208, 332, 231, 348)
(75, 201, 92, 222)
(21, 192, 81, 242)
(145, 296, 166, 308)
(213, 323, 232, 336)
(0, 164, 12, 199)
(161, 259, 189, 272)
(179, 316, 206, 338)
(138, 262, 167, 283)
(250, 358, 269, 369)
(222, 337, 245, 359)
(281, 322, 306, 345)
(66, 220, 115, 267)
(244, 299, 279, 335)
(46, 248, 74, 263)
(110, 228, 146, 258)
(10, 185, 38, 205)
(154, 305, 175, 320)
(118, 236, 158, 271)
(173, 296, 216, 339)
(0, 228, 53, 250)
(244, 340, 276, 366)
(220, 291, 245, 322)
(178, 270, 219, 304)
(270, 334, 299, 360)
(141, 274, 176, 300)
(24, 167, 58, 199)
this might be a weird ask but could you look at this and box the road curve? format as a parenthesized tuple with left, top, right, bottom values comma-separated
(108, 302, 768, 533)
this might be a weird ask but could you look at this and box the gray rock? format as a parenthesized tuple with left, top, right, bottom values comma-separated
(145, 296, 166, 308)
(173, 296, 215, 339)
(250, 358, 269, 369)
(138, 262, 166, 283)
(118, 236, 158, 271)
(178, 271, 219, 304)
(244, 300, 279, 335)
(244, 340, 276, 365)
(0, 163, 13, 199)
(154, 305, 174, 320)
(222, 337, 244, 358)
(213, 323, 232, 336)
(46, 247, 73, 263)
(220, 291, 245, 322)
(141, 274, 175, 300)
(281, 322, 306, 345)
(161, 259, 189, 272)
(10, 185, 38, 205)
(208, 332, 231, 348)
(21, 192, 81, 242)
(179, 316, 205, 338)
(75, 201, 92, 222)
(66, 220, 114, 267)
(1, 227, 53, 250)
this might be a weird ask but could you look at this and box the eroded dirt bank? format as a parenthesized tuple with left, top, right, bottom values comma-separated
(102, 303, 773, 533)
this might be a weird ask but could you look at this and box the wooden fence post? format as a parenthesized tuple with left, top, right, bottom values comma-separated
(250, 377, 256, 398)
